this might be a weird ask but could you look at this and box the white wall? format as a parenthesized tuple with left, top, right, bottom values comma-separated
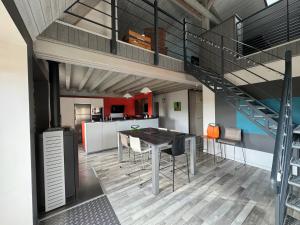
(202, 86, 215, 135)
(76, 0, 112, 38)
(60, 97, 104, 128)
(0, 2, 33, 224)
(154, 90, 189, 133)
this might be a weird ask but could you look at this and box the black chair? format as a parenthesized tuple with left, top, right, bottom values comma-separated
(160, 134, 190, 192)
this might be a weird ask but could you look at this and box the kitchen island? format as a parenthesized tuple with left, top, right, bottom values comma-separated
(83, 118, 159, 153)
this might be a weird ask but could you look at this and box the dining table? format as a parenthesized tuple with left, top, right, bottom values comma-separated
(117, 128, 196, 195)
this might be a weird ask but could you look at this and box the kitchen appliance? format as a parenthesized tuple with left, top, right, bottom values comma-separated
(74, 104, 91, 143)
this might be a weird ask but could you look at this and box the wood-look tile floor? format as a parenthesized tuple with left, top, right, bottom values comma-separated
(80, 149, 275, 225)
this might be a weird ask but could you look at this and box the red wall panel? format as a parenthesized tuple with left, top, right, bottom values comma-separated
(103, 93, 153, 117)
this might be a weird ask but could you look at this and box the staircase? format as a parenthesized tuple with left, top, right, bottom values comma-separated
(284, 126, 300, 224)
(184, 22, 295, 225)
(186, 62, 279, 137)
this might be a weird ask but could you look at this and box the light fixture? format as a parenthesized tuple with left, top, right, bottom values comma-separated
(140, 87, 152, 94)
(123, 93, 133, 98)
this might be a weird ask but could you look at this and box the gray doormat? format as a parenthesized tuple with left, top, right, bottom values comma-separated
(39, 196, 120, 225)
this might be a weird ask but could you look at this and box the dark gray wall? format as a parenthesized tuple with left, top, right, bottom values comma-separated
(215, 77, 300, 154)
(215, 93, 276, 153)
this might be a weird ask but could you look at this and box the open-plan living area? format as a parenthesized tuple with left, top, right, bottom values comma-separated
(1, 0, 300, 224)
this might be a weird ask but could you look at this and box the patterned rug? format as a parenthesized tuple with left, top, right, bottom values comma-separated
(39, 196, 120, 225)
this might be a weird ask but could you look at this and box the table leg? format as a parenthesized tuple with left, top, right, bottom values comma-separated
(117, 132, 123, 162)
(190, 137, 196, 175)
(152, 145, 160, 195)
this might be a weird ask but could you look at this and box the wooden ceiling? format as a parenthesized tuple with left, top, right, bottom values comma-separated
(58, 63, 201, 97)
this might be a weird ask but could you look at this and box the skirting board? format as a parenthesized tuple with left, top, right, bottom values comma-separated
(203, 141, 273, 171)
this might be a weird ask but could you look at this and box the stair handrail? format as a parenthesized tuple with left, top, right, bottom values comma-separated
(186, 34, 285, 105)
(270, 50, 293, 225)
(185, 23, 285, 77)
(186, 21, 285, 62)
(271, 50, 292, 191)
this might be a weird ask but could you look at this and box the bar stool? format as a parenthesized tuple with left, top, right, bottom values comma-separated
(217, 127, 246, 169)
(203, 123, 221, 164)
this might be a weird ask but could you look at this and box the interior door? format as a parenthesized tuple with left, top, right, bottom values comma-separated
(189, 90, 203, 136)
(74, 104, 91, 143)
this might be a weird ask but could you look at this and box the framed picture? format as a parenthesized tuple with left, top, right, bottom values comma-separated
(174, 102, 181, 111)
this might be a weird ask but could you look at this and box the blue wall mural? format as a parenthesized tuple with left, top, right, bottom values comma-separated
(236, 97, 300, 135)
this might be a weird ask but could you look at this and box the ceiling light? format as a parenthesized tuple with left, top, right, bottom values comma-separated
(123, 93, 133, 98)
(140, 87, 152, 94)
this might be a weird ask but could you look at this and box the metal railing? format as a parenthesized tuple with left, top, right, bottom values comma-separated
(270, 50, 293, 225)
(185, 21, 285, 104)
(64, 0, 187, 64)
(236, 0, 300, 55)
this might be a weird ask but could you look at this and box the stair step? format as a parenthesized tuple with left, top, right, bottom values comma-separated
(256, 106, 266, 110)
(289, 176, 300, 187)
(293, 141, 300, 149)
(291, 158, 300, 167)
(285, 215, 300, 225)
(253, 115, 264, 118)
(269, 124, 278, 130)
(286, 194, 300, 212)
(294, 126, 300, 134)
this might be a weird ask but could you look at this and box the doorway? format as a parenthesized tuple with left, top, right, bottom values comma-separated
(189, 90, 203, 136)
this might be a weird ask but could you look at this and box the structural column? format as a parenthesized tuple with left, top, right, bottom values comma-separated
(48, 61, 61, 128)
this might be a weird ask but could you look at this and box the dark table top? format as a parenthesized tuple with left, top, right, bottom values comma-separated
(119, 128, 194, 145)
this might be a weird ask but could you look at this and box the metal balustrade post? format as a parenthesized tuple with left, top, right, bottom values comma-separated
(110, 0, 117, 54)
(154, 0, 159, 65)
(220, 36, 225, 87)
(287, 0, 290, 42)
(183, 18, 187, 71)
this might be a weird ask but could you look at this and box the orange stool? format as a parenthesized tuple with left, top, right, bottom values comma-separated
(202, 123, 220, 164)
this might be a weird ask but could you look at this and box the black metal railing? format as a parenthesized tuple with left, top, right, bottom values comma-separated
(185, 21, 285, 103)
(236, 0, 300, 55)
(64, 0, 188, 64)
(270, 50, 293, 225)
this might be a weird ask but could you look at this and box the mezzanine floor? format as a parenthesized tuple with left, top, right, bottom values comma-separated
(81, 148, 275, 225)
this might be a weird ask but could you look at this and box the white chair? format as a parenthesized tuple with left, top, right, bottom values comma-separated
(128, 136, 152, 186)
(120, 133, 131, 160)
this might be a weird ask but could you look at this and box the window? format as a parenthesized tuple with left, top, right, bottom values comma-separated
(265, 0, 280, 6)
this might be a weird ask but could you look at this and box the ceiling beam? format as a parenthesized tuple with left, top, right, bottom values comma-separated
(65, 64, 72, 90)
(131, 81, 179, 94)
(78, 68, 94, 91)
(155, 84, 193, 94)
(149, 81, 178, 90)
(89, 70, 113, 92)
(116, 78, 153, 93)
(207, 0, 215, 10)
(98, 74, 129, 92)
(151, 83, 186, 92)
(184, 0, 220, 24)
(126, 80, 164, 93)
(169, 0, 203, 23)
(170, 0, 220, 24)
(105, 75, 138, 93)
